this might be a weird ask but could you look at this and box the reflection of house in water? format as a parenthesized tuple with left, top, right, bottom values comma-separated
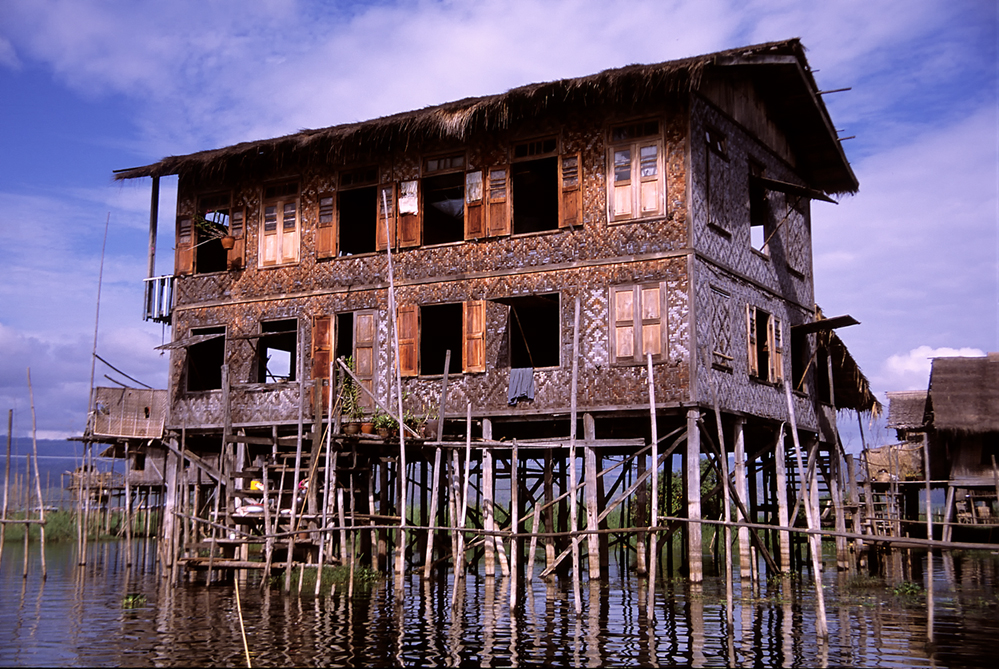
(883, 355, 999, 542)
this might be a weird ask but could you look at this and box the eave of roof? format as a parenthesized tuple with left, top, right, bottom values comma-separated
(113, 38, 856, 195)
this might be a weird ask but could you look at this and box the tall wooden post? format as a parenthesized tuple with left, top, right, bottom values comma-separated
(635, 451, 647, 576)
(482, 419, 495, 577)
(568, 297, 582, 613)
(686, 408, 703, 583)
(543, 448, 555, 571)
(584, 413, 601, 581)
(773, 424, 790, 571)
(733, 418, 751, 578)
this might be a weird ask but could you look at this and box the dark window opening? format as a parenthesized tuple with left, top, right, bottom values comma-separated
(791, 329, 809, 392)
(423, 172, 465, 245)
(506, 294, 560, 368)
(187, 326, 225, 392)
(514, 138, 557, 159)
(133, 452, 146, 472)
(256, 319, 297, 383)
(335, 313, 354, 362)
(420, 303, 462, 376)
(749, 163, 770, 253)
(338, 186, 377, 255)
(981, 433, 999, 466)
(512, 157, 559, 234)
(195, 193, 230, 274)
(706, 127, 728, 158)
(816, 346, 831, 404)
(754, 309, 771, 382)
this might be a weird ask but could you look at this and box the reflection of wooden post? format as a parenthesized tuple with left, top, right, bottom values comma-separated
(686, 408, 702, 584)
(733, 418, 751, 578)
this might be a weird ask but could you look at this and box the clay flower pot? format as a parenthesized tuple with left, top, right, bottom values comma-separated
(220, 235, 236, 250)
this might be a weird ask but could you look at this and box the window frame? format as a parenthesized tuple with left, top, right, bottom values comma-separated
(746, 305, 783, 384)
(258, 181, 301, 267)
(609, 283, 668, 366)
(185, 325, 226, 393)
(607, 120, 665, 224)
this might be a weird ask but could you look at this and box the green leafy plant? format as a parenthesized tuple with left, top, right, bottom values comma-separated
(340, 356, 364, 421)
(372, 410, 397, 431)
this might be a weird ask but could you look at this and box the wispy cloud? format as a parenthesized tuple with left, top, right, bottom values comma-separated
(875, 345, 986, 395)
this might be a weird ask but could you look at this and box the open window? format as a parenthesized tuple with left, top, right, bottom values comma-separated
(499, 294, 560, 368)
(610, 283, 667, 365)
(749, 161, 770, 254)
(423, 154, 465, 245)
(512, 139, 559, 234)
(176, 193, 243, 275)
(187, 326, 225, 392)
(746, 306, 783, 383)
(607, 120, 664, 223)
(331, 311, 377, 410)
(338, 167, 378, 256)
(259, 182, 300, 267)
(397, 301, 485, 376)
(255, 319, 297, 383)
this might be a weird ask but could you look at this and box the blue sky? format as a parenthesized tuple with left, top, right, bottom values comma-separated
(0, 0, 996, 447)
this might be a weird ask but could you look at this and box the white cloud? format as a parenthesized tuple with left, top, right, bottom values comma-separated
(0, 35, 19, 68)
(875, 345, 986, 394)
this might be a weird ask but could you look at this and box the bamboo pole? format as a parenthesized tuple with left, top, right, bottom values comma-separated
(774, 423, 790, 571)
(733, 417, 751, 578)
(25, 369, 46, 579)
(423, 350, 451, 579)
(284, 357, 307, 592)
(707, 365, 732, 631)
(645, 353, 659, 620)
(925, 437, 935, 642)
(316, 363, 335, 597)
(124, 441, 133, 567)
(0, 409, 11, 570)
(568, 297, 582, 614)
(785, 380, 827, 638)
(510, 440, 519, 610)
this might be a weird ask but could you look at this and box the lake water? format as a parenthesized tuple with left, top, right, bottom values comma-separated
(1, 540, 997, 667)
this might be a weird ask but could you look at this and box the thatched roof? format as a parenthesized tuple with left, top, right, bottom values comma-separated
(886, 390, 928, 429)
(114, 38, 857, 194)
(927, 354, 999, 433)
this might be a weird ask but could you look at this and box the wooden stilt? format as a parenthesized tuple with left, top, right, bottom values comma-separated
(707, 369, 732, 627)
(733, 418, 751, 578)
(686, 408, 703, 584)
(785, 381, 827, 638)
(510, 440, 520, 610)
(646, 353, 659, 620)
(636, 451, 647, 576)
(543, 448, 555, 572)
(584, 413, 600, 581)
(423, 446, 442, 580)
(773, 423, 790, 571)
(483, 419, 496, 578)
(569, 297, 582, 614)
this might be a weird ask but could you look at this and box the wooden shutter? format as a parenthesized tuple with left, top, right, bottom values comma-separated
(638, 142, 663, 217)
(316, 194, 336, 259)
(463, 300, 486, 373)
(610, 147, 633, 222)
(280, 200, 299, 264)
(354, 310, 377, 410)
(398, 180, 421, 248)
(746, 305, 759, 378)
(612, 286, 636, 363)
(176, 216, 194, 275)
(771, 316, 784, 383)
(486, 167, 510, 237)
(464, 170, 484, 239)
(397, 304, 419, 377)
(227, 207, 246, 270)
(376, 183, 396, 251)
(311, 315, 332, 411)
(261, 204, 279, 266)
(559, 153, 582, 228)
(640, 284, 664, 360)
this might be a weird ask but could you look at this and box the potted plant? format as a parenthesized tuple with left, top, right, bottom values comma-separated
(340, 356, 364, 434)
(372, 410, 397, 438)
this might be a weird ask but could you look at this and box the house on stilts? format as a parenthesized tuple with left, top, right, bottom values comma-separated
(107, 38, 881, 587)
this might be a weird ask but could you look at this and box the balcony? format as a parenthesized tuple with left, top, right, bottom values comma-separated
(143, 275, 175, 323)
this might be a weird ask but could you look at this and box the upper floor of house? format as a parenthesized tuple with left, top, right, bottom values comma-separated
(120, 39, 856, 324)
